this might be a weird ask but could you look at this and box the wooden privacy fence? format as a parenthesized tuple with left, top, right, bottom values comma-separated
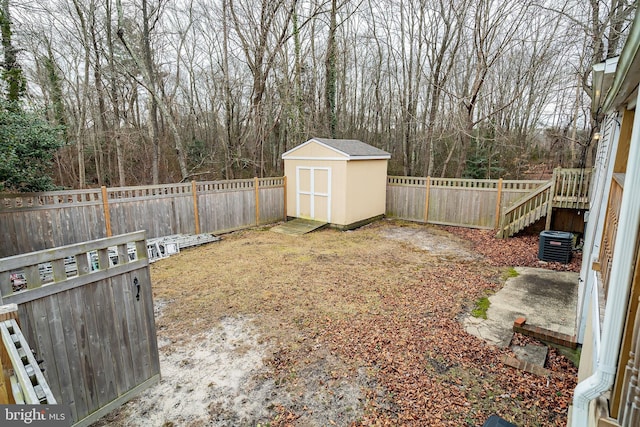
(0, 232, 160, 426)
(0, 177, 286, 258)
(1, 171, 592, 258)
(386, 176, 545, 229)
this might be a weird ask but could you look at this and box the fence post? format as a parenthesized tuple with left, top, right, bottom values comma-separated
(101, 186, 112, 237)
(0, 304, 18, 404)
(424, 177, 431, 223)
(191, 180, 200, 235)
(283, 176, 288, 221)
(494, 178, 503, 230)
(254, 177, 260, 225)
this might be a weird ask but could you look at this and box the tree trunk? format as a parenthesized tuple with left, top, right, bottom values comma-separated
(106, 0, 126, 186)
(0, 0, 25, 103)
(325, 0, 337, 138)
(71, 0, 91, 188)
(90, 6, 107, 186)
(116, 0, 188, 182)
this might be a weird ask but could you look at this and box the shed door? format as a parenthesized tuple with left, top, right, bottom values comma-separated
(296, 167, 331, 222)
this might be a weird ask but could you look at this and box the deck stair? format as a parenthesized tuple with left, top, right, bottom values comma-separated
(497, 168, 591, 238)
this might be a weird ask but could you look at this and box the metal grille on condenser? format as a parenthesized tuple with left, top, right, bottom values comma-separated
(538, 231, 574, 264)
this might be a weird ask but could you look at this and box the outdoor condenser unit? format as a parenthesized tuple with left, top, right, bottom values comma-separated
(538, 231, 574, 264)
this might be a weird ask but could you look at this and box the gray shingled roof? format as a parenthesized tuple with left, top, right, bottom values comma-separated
(313, 137, 390, 158)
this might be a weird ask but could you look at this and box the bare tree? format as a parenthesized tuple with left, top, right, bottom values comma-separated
(116, 0, 189, 182)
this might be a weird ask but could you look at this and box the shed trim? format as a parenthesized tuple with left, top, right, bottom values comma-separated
(282, 137, 391, 160)
(283, 155, 389, 161)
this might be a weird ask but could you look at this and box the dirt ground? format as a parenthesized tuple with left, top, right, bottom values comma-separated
(95, 219, 577, 427)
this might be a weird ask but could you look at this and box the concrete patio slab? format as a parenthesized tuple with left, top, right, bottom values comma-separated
(464, 267, 579, 348)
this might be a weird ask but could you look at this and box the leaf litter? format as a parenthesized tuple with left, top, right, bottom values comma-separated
(95, 220, 577, 426)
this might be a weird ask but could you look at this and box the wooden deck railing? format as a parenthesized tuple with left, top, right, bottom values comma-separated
(553, 168, 592, 209)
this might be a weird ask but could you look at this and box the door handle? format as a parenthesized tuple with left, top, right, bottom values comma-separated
(134, 277, 140, 301)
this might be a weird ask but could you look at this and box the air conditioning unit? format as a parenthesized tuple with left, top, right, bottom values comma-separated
(538, 231, 574, 264)
(482, 415, 517, 427)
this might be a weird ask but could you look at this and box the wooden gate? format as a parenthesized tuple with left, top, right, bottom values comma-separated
(0, 231, 160, 426)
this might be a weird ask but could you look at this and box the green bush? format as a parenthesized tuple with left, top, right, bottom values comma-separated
(0, 101, 64, 192)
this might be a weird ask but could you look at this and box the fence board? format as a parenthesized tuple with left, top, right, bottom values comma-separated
(57, 291, 95, 412)
(106, 275, 135, 395)
(385, 184, 427, 221)
(45, 294, 83, 420)
(258, 178, 286, 224)
(429, 185, 497, 229)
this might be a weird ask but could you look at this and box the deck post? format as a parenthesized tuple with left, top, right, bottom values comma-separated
(545, 168, 558, 230)
(494, 178, 503, 230)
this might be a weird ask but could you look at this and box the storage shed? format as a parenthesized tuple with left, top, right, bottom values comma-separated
(282, 137, 391, 229)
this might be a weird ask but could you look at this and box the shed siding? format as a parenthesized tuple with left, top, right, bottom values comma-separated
(345, 160, 388, 225)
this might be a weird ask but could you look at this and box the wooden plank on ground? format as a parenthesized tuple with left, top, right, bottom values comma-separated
(271, 219, 328, 235)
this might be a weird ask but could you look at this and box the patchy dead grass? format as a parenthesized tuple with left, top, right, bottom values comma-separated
(152, 221, 442, 342)
(143, 219, 576, 426)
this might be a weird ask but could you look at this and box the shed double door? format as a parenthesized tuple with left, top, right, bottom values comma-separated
(296, 167, 331, 222)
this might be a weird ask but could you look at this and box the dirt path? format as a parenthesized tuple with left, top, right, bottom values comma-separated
(95, 220, 577, 426)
